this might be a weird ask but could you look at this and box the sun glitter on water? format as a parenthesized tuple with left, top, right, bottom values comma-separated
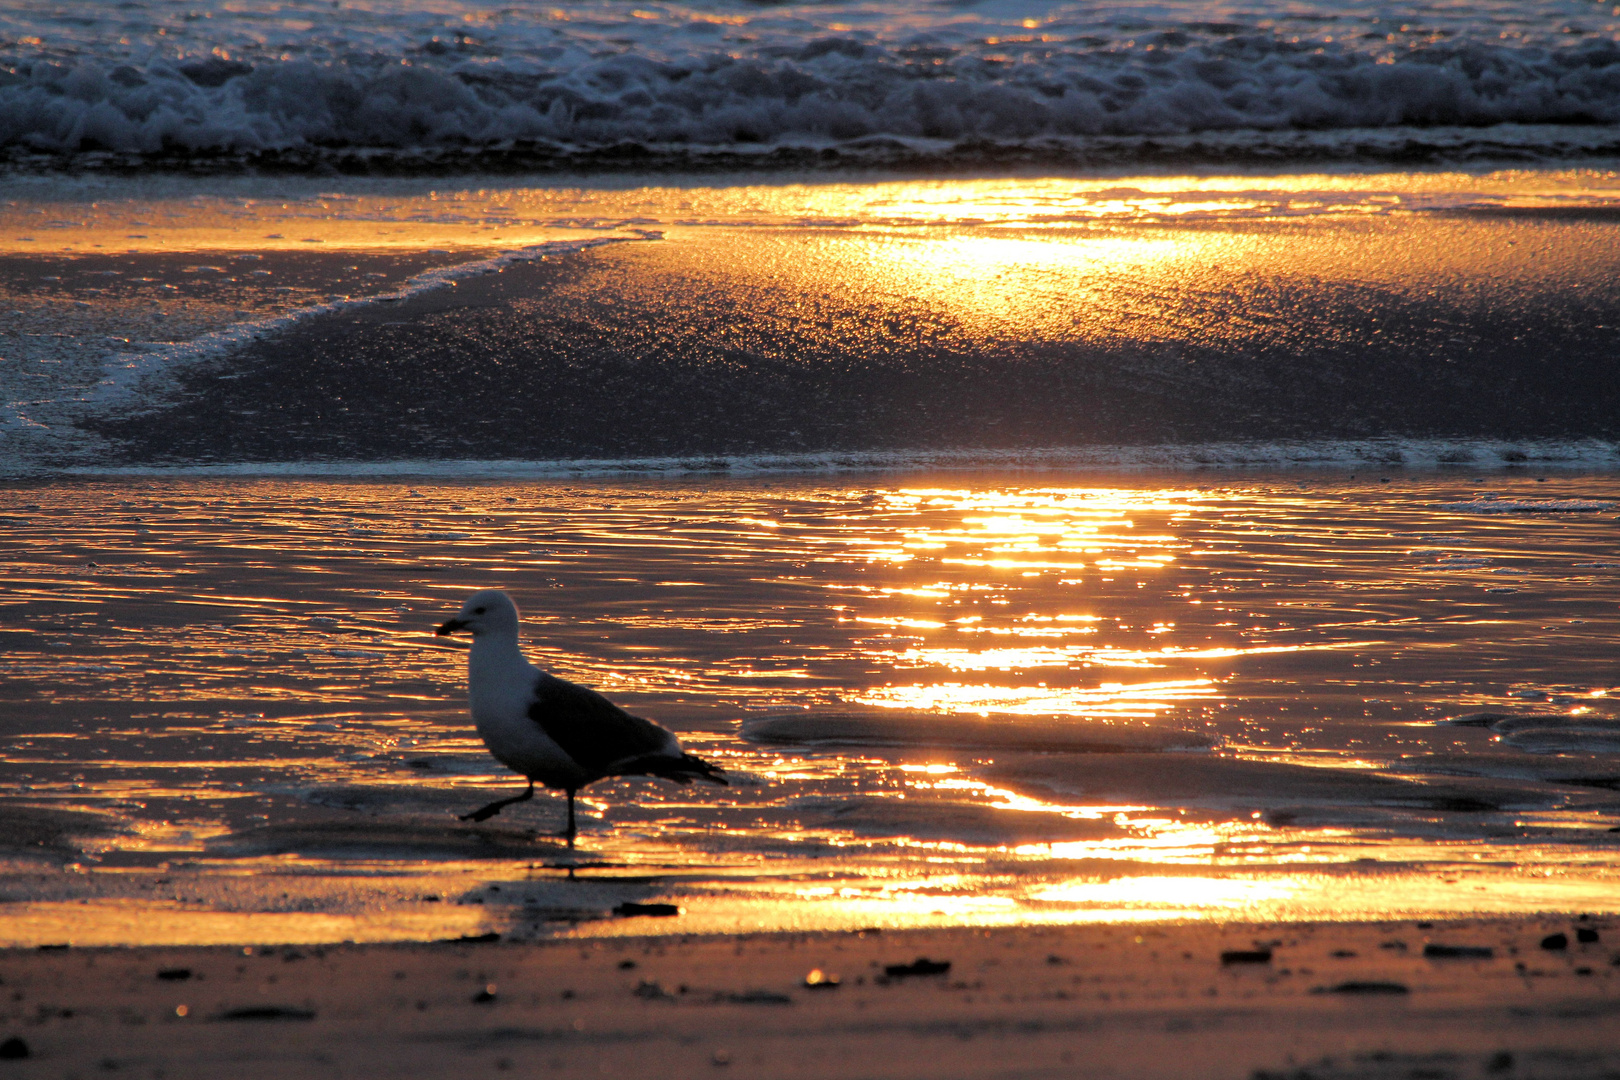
(3, 473, 1620, 945)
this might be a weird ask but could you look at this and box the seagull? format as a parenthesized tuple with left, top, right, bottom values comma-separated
(435, 589, 727, 846)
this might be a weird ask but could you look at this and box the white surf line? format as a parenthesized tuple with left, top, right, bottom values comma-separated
(80, 234, 653, 417)
(62, 437, 1620, 479)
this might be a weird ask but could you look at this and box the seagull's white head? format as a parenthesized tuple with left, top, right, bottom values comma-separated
(436, 589, 521, 639)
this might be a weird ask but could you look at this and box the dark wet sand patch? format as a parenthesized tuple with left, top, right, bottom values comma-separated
(983, 753, 1591, 816)
(742, 712, 1212, 753)
(207, 820, 564, 861)
(86, 224, 1620, 464)
(794, 797, 1126, 845)
(0, 805, 123, 862)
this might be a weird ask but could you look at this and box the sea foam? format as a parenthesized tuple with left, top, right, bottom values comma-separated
(83, 236, 643, 414)
(4, 1, 1620, 169)
(53, 439, 1620, 479)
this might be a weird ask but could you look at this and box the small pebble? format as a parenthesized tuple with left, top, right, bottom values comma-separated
(614, 902, 680, 918)
(1423, 944, 1493, 959)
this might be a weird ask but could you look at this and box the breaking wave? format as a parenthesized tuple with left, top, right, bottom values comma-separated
(6, 1, 1620, 170)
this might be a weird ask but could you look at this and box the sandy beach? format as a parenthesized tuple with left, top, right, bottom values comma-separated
(7, 4, 1620, 1073)
(0, 917, 1615, 1079)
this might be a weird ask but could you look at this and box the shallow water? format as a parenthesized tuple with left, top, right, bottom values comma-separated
(2, 472, 1617, 944)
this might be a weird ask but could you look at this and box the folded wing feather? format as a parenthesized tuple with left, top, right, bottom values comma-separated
(527, 673, 675, 779)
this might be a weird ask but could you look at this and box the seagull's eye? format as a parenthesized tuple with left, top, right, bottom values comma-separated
(473, 607, 486, 614)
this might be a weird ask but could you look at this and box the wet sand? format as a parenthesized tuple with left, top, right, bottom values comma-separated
(0, 245, 496, 469)
(90, 212, 1620, 465)
(12, 173, 1620, 471)
(1, 917, 1616, 1079)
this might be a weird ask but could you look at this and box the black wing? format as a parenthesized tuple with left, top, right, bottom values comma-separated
(528, 673, 673, 779)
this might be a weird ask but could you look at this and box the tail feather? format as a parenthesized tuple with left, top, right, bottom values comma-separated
(611, 751, 728, 786)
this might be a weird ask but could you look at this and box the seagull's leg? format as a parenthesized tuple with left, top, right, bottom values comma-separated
(564, 788, 577, 849)
(460, 781, 535, 823)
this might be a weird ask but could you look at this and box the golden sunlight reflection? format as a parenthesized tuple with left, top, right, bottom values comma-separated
(909, 777, 1149, 820)
(844, 226, 1259, 343)
(827, 483, 1393, 721)
(0, 171, 1450, 252)
(854, 678, 1218, 716)
(1031, 875, 1300, 909)
(4, 473, 1620, 945)
(881, 641, 1374, 672)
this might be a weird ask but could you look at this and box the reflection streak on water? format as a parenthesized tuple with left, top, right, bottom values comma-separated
(1, 473, 1619, 940)
(8, 170, 1620, 254)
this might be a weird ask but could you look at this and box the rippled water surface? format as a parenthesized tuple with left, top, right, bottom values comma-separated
(2, 473, 1618, 944)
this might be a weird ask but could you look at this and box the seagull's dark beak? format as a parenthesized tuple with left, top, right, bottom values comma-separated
(436, 617, 469, 636)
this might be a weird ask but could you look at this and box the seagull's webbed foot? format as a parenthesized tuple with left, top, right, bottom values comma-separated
(460, 781, 535, 823)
